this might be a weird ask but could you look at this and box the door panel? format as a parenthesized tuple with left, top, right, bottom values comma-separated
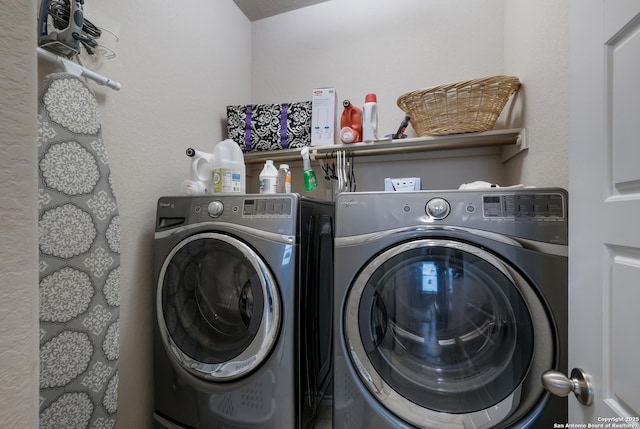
(569, 0, 640, 424)
(611, 255, 640, 413)
(157, 233, 281, 381)
(343, 238, 553, 429)
(353, 242, 533, 413)
(162, 236, 264, 363)
(608, 12, 640, 191)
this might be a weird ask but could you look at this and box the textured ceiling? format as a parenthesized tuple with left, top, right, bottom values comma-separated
(233, 0, 331, 21)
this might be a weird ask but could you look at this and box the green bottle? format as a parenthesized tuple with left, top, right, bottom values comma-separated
(301, 147, 317, 191)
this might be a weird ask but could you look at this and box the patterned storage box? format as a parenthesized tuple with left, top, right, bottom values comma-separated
(227, 101, 312, 152)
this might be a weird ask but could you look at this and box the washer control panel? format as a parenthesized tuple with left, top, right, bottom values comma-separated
(242, 197, 293, 217)
(156, 195, 298, 234)
(482, 192, 565, 220)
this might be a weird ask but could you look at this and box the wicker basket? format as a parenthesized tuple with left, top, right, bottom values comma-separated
(396, 75, 521, 136)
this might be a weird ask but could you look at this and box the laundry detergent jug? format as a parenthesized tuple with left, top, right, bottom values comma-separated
(340, 99, 363, 144)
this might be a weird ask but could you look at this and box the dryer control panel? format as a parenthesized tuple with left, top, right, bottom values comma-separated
(335, 188, 568, 246)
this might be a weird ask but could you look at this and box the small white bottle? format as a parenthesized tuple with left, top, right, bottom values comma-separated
(362, 93, 378, 143)
(259, 160, 278, 194)
(276, 164, 291, 193)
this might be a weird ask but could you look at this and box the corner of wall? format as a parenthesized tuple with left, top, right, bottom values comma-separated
(0, 0, 40, 427)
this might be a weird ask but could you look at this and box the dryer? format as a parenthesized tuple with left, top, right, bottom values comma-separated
(153, 194, 334, 429)
(333, 189, 567, 429)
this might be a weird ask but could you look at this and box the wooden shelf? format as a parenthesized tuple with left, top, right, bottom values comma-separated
(243, 128, 526, 165)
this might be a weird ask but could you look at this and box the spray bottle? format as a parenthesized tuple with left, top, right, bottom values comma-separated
(180, 148, 215, 195)
(301, 147, 318, 192)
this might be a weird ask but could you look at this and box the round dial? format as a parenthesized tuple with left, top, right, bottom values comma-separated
(207, 200, 224, 218)
(425, 197, 450, 220)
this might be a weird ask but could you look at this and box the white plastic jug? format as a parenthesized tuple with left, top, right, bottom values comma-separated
(212, 139, 246, 194)
(186, 148, 215, 183)
(259, 160, 278, 194)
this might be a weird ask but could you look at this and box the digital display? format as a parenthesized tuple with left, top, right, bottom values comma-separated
(483, 193, 565, 220)
(243, 198, 292, 217)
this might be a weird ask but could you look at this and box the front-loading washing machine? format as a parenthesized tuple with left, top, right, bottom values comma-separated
(153, 194, 334, 429)
(333, 189, 568, 429)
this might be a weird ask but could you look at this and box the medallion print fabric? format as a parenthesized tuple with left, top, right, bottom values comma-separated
(227, 101, 312, 151)
(38, 73, 120, 429)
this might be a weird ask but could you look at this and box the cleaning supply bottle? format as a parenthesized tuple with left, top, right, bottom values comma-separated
(276, 164, 291, 193)
(186, 148, 215, 183)
(362, 93, 378, 143)
(179, 179, 208, 195)
(212, 139, 246, 193)
(184, 147, 214, 194)
(259, 160, 278, 194)
(301, 147, 317, 192)
(339, 100, 362, 144)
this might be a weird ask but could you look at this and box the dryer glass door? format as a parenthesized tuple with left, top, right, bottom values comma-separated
(158, 233, 280, 381)
(344, 239, 535, 420)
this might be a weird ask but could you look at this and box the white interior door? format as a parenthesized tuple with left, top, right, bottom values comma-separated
(568, 0, 640, 426)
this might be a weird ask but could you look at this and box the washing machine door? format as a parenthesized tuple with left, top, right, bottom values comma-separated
(344, 238, 553, 428)
(157, 232, 281, 381)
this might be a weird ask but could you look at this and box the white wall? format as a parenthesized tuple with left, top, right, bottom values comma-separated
(249, 0, 512, 193)
(0, 0, 39, 428)
(75, 2, 251, 427)
(251, 0, 569, 191)
(252, 0, 506, 139)
(504, 1, 569, 188)
(0, 0, 568, 427)
(32, 1, 251, 428)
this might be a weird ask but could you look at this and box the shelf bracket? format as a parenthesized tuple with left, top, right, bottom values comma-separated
(501, 128, 528, 162)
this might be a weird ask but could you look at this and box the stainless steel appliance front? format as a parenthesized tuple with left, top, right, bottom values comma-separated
(334, 189, 568, 429)
(153, 194, 334, 429)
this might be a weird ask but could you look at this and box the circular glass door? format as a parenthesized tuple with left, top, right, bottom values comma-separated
(344, 239, 549, 427)
(158, 232, 280, 381)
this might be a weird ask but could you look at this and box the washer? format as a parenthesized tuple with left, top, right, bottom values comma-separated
(333, 189, 567, 429)
(153, 194, 334, 429)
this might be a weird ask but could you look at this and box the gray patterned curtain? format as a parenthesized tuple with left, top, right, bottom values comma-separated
(37, 73, 120, 429)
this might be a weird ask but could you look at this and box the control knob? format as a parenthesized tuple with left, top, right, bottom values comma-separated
(426, 198, 450, 220)
(207, 200, 224, 218)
